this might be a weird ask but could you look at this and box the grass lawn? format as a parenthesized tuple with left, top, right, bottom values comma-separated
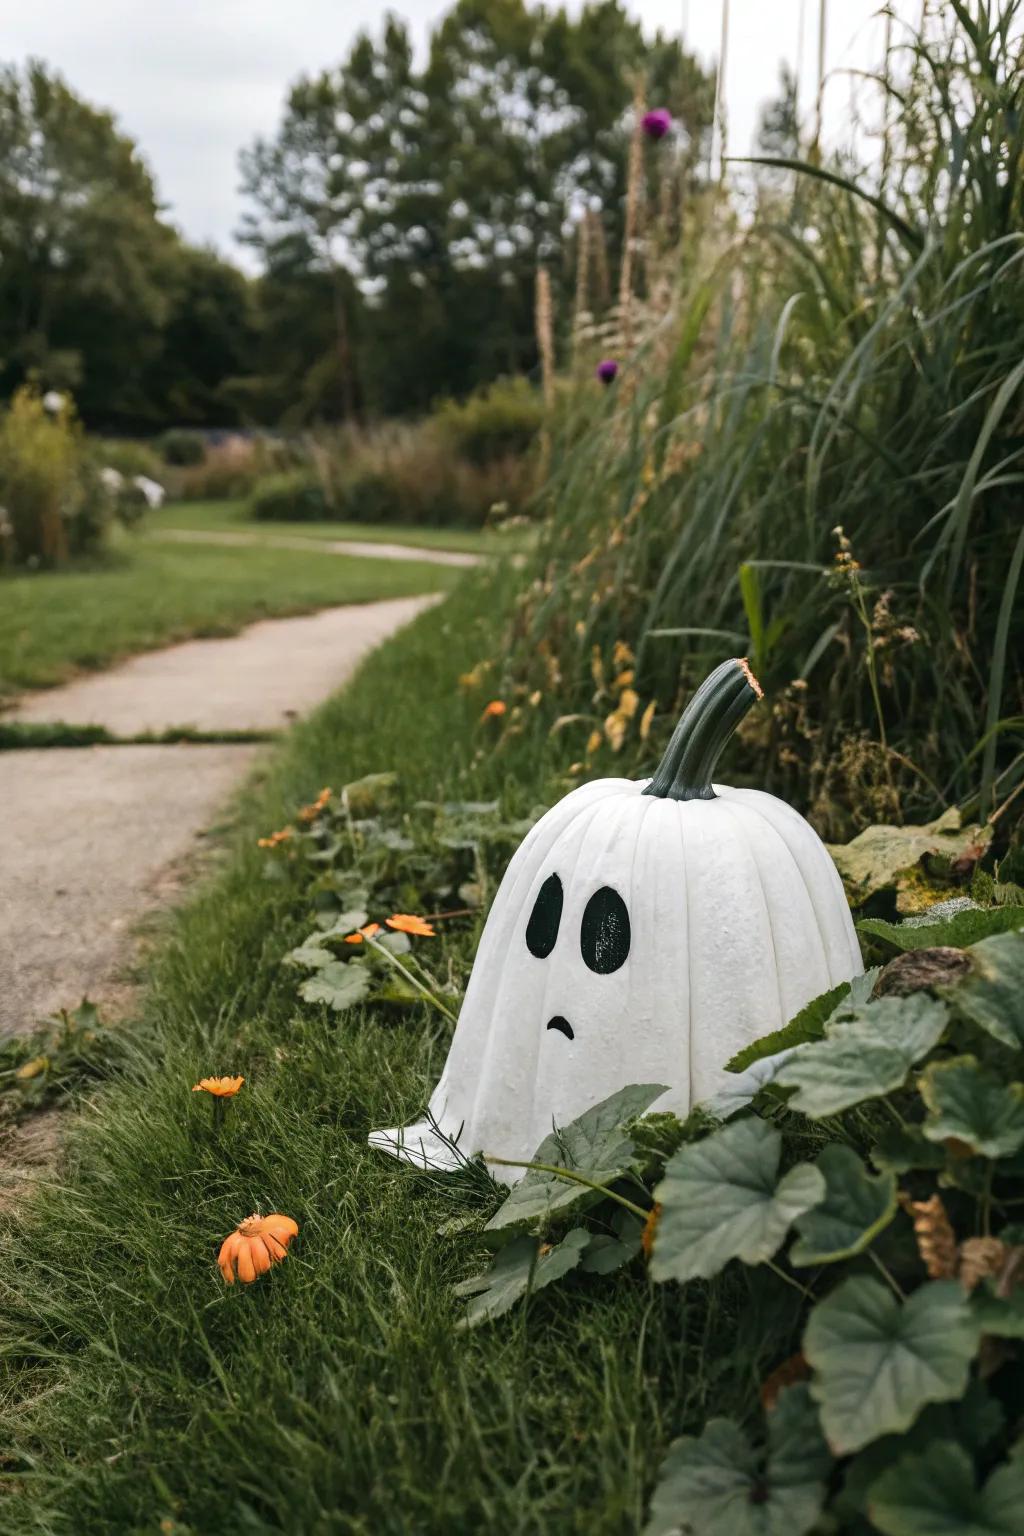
(0, 570, 755, 1534)
(0, 535, 459, 699)
(150, 498, 536, 557)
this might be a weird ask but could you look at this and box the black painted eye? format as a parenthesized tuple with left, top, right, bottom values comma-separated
(580, 886, 631, 974)
(526, 872, 563, 958)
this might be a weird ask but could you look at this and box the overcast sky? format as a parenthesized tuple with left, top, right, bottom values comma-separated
(5, 1, 915, 265)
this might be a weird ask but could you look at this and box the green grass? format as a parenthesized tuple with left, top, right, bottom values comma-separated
(0, 534, 459, 699)
(0, 571, 767, 1534)
(151, 498, 535, 556)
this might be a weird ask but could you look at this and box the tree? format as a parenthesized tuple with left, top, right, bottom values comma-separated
(238, 0, 714, 420)
(0, 61, 179, 427)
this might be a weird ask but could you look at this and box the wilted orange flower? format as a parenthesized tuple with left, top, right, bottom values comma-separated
(192, 1075, 244, 1098)
(386, 913, 436, 937)
(218, 1213, 298, 1285)
(297, 786, 332, 823)
(345, 922, 383, 944)
(257, 827, 293, 849)
(642, 1203, 661, 1260)
(481, 699, 507, 720)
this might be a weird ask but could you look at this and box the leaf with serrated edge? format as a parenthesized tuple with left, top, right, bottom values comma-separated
(858, 905, 1024, 953)
(643, 1385, 832, 1536)
(804, 1277, 976, 1455)
(868, 1438, 1024, 1536)
(919, 1055, 1024, 1159)
(457, 1228, 589, 1329)
(650, 1117, 825, 1283)
(790, 1144, 897, 1266)
(775, 995, 949, 1118)
(485, 1083, 667, 1233)
(298, 962, 371, 1012)
(947, 929, 1024, 1049)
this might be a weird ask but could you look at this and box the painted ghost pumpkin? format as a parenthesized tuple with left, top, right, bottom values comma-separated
(370, 658, 860, 1183)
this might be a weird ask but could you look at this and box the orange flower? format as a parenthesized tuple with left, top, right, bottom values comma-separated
(217, 1213, 298, 1285)
(257, 827, 293, 849)
(297, 787, 332, 823)
(481, 699, 507, 720)
(192, 1075, 244, 1098)
(386, 913, 436, 937)
(344, 922, 383, 944)
(641, 1203, 661, 1260)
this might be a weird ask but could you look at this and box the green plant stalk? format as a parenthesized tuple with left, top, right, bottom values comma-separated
(483, 1156, 651, 1220)
(364, 935, 460, 1027)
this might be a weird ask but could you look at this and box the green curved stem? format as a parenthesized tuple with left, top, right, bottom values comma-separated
(642, 657, 763, 802)
(483, 1156, 651, 1220)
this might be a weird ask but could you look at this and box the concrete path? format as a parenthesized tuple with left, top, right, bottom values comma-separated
(0, 593, 438, 1037)
(0, 744, 259, 1036)
(151, 525, 482, 568)
(9, 594, 439, 734)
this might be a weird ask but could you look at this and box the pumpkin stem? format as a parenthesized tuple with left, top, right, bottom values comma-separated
(642, 657, 763, 802)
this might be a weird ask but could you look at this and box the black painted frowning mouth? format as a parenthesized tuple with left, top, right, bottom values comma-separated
(546, 1015, 574, 1040)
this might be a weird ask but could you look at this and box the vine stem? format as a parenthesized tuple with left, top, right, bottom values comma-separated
(483, 1157, 651, 1221)
(364, 936, 460, 1027)
(869, 1248, 905, 1299)
(765, 1259, 815, 1299)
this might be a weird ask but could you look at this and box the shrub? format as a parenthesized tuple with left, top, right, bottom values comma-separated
(310, 420, 535, 528)
(433, 376, 542, 467)
(158, 428, 206, 466)
(249, 471, 330, 522)
(0, 388, 111, 567)
(91, 437, 164, 481)
(175, 436, 289, 501)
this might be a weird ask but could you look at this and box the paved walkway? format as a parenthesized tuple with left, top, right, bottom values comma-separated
(0, 594, 438, 1036)
(151, 525, 482, 568)
(9, 594, 438, 735)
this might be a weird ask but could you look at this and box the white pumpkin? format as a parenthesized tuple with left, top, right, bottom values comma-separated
(370, 658, 861, 1183)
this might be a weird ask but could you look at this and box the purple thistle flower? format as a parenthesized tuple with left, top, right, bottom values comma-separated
(596, 359, 619, 385)
(642, 108, 672, 142)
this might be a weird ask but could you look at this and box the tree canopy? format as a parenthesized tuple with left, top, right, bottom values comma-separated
(0, 3, 712, 431)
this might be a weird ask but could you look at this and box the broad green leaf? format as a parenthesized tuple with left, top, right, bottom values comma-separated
(871, 1125, 947, 1174)
(726, 981, 852, 1072)
(775, 996, 949, 1118)
(644, 1385, 832, 1536)
(340, 770, 398, 814)
(298, 962, 371, 1013)
(829, 811, 990, 905)
(319, 908, 370, 938)
(804, 1277, 977, 1454)
(868, 1439, 1024, 1536)
(970, 1285, 1024, 1339)
(859, 905, 1024, 953)
(790, 1144, 897, 1266)
(650, 1118, 824, 1283)
(485, 1083, 667, 1233)
(456, 1228, 589, 1329)
(919, 1056, 1024, 1158)
(703, 1052, 792, 1119)
(580, 1225, 643, 1275)
(947, 929, 1024, 1049)
(284, 936, 336, 969)
(725, 970, 881, 1074)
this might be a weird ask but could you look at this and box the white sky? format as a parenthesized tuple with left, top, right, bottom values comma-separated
(3, 1, 917, 265)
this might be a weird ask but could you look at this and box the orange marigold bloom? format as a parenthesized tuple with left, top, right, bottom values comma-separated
(481, 699, 507, 720)
(642, 1203, 661, 1260)
(297, 787, 332, 823)
(218, 1213, 299, 1285)
(345, 922, 383, 944)
(257, 827, 293, 849)
(192, 1075, 245, 1098)
(386, 913, 436, 937)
